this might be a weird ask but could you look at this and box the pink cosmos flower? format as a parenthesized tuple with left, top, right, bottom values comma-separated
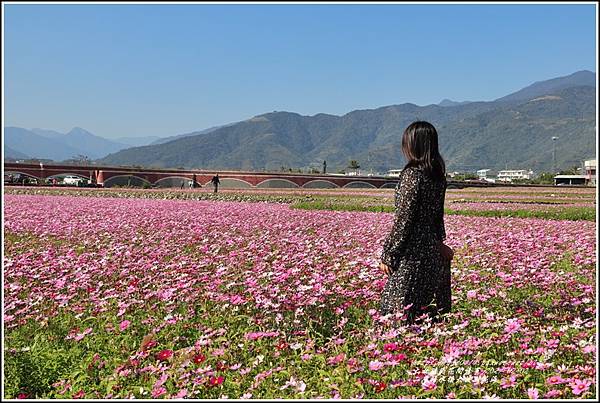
(119, 320, 131, 332)
(208, 376, 224, 387)
(527, 387, 539, 399)
(582, 344, 595, 354)
(347, 358, 361, 373)
(504, 318, 521, 334)
(175, 389, 188, 398)
(421, 377, 436, 391)
(546, 375, 565, 385)
(369, 360, 384, 371)
(383, 342, 398, 352)
(73, 390, 85, 399)
(569, 378, 591, 396)
(212, 348, 225, 356)
(229, 295, 245, 305)
(326, 353, 346, 366)
(535, 362, 552, 371)
(151, 387, 166, 398)
(153, 373, 168, 389)
(521, 360, 536, 369)
(73, 327, 93, 342)
(500, 375, 517, 389)
(544, 390, 562, 398)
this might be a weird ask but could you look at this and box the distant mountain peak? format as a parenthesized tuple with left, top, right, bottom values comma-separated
(495, 70, 595, 103)
(255, 111, 301, 119)
(67, 127, 94, 136)
(439, 99, 472, 107)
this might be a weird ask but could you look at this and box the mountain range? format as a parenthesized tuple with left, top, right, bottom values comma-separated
(100, 70, 596, 173)
(4, 127, 137, 161)
(4, 125, 230, 161)
(5, 70, 596, 173)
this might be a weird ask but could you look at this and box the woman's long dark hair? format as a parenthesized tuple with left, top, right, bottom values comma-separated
(402, 121, 446, 182)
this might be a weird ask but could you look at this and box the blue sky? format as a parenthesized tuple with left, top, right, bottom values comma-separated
(3, 3, 597, 139)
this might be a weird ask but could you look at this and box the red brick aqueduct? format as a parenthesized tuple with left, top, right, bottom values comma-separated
(6, 162, 574, 189)
(4, 162, 405, 189)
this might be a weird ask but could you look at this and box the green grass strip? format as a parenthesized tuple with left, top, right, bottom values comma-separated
(291, 202, 596, 221)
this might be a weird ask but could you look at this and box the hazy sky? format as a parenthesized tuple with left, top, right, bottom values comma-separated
(3, 3, 597, 139)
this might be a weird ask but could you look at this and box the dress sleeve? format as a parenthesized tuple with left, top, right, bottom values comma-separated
(436, 214, 447, 241)
(381, 168, 422, 267)
(436, 182, 447, 241)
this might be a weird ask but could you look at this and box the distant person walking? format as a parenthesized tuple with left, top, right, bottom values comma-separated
(211, 174, 221, 193)
(379, 121, 454, 325)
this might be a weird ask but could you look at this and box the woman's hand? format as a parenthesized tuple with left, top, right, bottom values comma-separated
(440, 243, 454, 262)
(379, 262, 392, 276)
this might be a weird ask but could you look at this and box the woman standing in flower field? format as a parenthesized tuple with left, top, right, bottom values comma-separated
(379, 121, 454, 323)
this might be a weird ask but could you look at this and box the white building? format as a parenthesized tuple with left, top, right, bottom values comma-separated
(477, 169, 497, 182)
(553, 175, 587, 186)
(497, 169, 533, 182)
(387, 169, 403, 177)
(584, 159, 596, 185)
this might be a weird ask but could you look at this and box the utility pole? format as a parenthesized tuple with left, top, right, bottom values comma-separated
(552, 136, 559, 174)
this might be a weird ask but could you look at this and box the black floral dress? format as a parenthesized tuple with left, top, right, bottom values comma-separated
(379, 166, 451, 323)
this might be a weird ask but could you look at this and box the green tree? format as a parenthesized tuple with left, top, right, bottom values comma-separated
(348, 160, 360, 170)
(559, 165, 580, 175)
(72, 154, 91, 165)
(454, 173, 478, 180)
(531, 172, 555, 184)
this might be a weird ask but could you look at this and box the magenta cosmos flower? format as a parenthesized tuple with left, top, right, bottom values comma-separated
(156, 349, 173, 361)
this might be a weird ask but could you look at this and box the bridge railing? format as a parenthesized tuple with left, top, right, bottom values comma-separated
(4, 162, 594, 189)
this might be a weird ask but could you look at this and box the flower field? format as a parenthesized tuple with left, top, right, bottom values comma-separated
(5, 185, 596, 220)
(2, 188, 597, 399)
